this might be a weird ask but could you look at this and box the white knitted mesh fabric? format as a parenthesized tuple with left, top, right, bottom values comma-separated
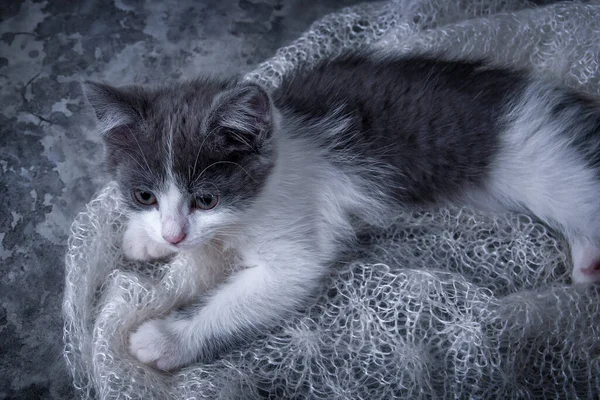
(63, 1, 600, 399)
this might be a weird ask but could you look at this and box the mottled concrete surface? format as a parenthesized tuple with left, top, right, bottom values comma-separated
(0, 1, 362, 398)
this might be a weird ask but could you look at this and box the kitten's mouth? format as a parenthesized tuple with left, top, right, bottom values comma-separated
(157, 240, 183, 252)
(169, 240, 195, 251)
(172, 236, 218, 252)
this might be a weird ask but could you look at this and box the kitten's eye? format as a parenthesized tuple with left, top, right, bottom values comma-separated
(133, 189, 157, 206)
(192, 194, 219, 210)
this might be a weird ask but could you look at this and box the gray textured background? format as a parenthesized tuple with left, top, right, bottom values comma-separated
(0, 1, 362, 398)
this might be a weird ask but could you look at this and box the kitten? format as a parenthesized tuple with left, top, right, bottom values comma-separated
(84, 52, 600, 371)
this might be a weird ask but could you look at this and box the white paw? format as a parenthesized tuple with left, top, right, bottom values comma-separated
(570, 241, 600, 284)
(129, 318, 192, 371)
(122, 224, 174, 261)
(572, 262, 600, 284)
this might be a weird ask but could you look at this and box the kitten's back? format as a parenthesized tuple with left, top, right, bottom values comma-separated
(274, 53, 527, 204)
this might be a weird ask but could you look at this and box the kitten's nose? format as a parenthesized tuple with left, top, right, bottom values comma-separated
(163, 232, 186, 245)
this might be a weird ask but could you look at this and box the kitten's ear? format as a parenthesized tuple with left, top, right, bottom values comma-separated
(82, 81, 143, 137)
(208, 83, 273, 153)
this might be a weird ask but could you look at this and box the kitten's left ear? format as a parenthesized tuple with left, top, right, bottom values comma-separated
(208, 83, 273, 153)
(82, 80, 145, 136)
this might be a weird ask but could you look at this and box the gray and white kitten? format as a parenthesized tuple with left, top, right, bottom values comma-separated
(84, 52, 600, 371)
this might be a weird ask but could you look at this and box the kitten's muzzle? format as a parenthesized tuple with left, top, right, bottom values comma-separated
(163, 232, 186, 245)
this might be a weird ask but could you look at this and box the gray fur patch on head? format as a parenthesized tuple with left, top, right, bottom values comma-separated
(83, 78, 276, 212)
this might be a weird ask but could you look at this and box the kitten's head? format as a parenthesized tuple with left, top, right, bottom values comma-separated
(83, 78, 276, 250)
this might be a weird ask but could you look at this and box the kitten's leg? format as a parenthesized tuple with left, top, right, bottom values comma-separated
(486, 81, 600, 285)
(129, 247, 324, 370)
(122, 217, 175, 261)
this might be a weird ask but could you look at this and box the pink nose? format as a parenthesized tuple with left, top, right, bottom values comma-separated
(163, 232, 186, 245)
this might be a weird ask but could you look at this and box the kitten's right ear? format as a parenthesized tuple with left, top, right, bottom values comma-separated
(82, 81, 142, 136)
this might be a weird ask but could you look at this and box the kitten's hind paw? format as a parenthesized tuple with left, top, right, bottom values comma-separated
(570, 241, 600, 284)
(129, 318, 193, 371)
(573, 260, 600, 284)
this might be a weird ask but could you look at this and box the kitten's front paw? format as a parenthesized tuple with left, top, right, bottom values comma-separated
(129, 318, 193, 371)
(122, 224, 174, 261)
